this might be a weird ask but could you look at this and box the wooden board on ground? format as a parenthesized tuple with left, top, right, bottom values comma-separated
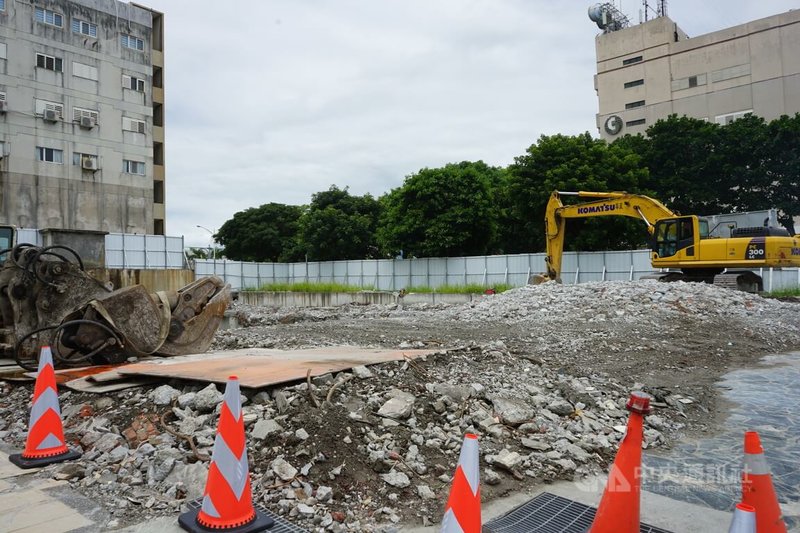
(117, 346, 438, 389)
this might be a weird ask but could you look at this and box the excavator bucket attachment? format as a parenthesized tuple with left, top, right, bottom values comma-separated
(157, 277, 231, 356)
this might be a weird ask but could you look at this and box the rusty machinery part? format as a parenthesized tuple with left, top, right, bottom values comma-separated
(14, 325, 58, 371)
(52, 318, 125, 365)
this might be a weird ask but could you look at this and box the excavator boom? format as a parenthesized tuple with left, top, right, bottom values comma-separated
(543, 191, 677, 281)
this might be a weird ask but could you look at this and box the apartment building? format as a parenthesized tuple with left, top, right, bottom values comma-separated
(0, 0, 166, 234)
(594, 8, 800, 140)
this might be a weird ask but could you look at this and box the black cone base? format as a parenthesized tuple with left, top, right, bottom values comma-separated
(9, 449, 81, 469)
(178, 507, 274, 533)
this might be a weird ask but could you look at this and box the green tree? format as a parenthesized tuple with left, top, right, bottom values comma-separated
(216, 203, 305, 262)
(640, 115, 730, 215)
(377, 161, 500, 258)
(297, 186, 381, 261)
(508, 133, 649, 252)
(764, 113, 800, 233)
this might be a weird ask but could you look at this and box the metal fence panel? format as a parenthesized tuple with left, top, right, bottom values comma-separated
(105, 233, 185, 269)
(706, 209, 777, 237)
(195, 251, 799, 292)
(16, 228, 43, 246)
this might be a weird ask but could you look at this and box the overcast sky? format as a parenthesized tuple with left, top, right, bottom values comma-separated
(139, 1, 798, 248)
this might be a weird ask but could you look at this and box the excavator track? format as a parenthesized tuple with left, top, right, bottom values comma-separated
(712, 271, 763, 293)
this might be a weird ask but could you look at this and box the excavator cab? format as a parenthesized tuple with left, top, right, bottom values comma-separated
(651, 216, 708, 258)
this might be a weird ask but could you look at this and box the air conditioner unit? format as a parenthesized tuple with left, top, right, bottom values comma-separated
(79, 116, 95, 129)
(43, 109, 58, 122)
(0, 101, 7, 113)
(81, 157, 98, 171)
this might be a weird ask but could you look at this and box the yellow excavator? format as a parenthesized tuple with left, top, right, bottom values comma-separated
(538, 191, 800, 292)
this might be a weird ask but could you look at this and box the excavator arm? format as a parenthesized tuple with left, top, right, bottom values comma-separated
(542, 191, 678, 282)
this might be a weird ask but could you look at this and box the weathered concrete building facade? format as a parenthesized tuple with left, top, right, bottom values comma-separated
(0, 0, 166, 234)
(594, 9, 800, 140)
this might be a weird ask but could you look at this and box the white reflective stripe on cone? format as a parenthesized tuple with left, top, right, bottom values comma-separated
(222, 378, 241, 421)
(743, 453, 770, 475)
(29, 387, 61, 427)
(209, 432, 249, 500)
(201, 495, 221, 518)
(441, 508, 465, 533)
(37, 346, 54, 374)
(458, 436, 480, 496)
(728, 503, 756, 533)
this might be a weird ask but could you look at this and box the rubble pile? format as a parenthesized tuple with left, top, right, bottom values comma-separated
(0, 280, 799, 531)
(0, 342, 692, 532)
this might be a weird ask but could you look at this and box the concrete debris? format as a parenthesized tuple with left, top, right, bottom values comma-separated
(0, 280, 798, 531)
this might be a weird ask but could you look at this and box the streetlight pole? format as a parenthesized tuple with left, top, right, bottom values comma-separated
(196, 225, 216, 260)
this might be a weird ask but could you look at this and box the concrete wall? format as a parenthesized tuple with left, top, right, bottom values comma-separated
(87, 267, 194, 292)
(0, 0, 161, 233)
(595, 9, 800, 139)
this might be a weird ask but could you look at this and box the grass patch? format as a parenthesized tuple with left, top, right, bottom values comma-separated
(405, 283, 514, 294)
(766, 287, 800, 298)
(246, 281, 374, 293)
(242, 282, 515, 294)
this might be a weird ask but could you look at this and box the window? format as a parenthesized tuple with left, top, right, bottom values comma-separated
(72, 18, 97, 37)
(714, 110, 753, 125)
(0, 0, 6, 11)
(122, 74, 146, 92)
(671, 73, 707, 91)
(624, 79, 644, 89)
(36, 147, 63, 163)
(153, 180, 164, 203)
(625, 100, 645, 109)
(72, 152, 98, 167)
(36, 53, 63, 72)
(73, 62, 98, 81)
(35, 7, 63, 27)
(626, 118, 646, 127)
(121, 34, 144, 51)
(123, 159, 145, 175)
(73, 107, 98, 123)
(122, 117, 146, 134)
(36, 99, 64, 119)
(622, 55, 643, 66)
(0, 42, 6, 60)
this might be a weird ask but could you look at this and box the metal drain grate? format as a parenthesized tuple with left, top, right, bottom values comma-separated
(184, 498, 309, 533)
(483, 492, 673, 533)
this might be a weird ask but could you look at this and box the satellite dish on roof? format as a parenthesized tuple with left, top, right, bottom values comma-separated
(588, 3, 631, 32)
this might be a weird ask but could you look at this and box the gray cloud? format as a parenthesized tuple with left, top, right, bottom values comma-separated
(140, 0, 797, 247)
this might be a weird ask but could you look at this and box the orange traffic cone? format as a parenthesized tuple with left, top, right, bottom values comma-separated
(741, 431, 787, 533)
(728, 502, 756, 533)
(589, 391, 651, 533)
(441, 433, 481, 533)
(9, 346, 81, 469)
(178, 376, 273, 532)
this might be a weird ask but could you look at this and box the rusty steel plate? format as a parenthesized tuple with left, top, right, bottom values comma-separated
(116, 346, 438, 388)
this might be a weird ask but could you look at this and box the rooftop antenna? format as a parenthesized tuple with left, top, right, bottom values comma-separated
(588, 3, 631, 33)
(642, 0, 667, 21)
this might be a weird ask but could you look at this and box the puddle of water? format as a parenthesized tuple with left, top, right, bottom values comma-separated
(642, 353, 800, 529)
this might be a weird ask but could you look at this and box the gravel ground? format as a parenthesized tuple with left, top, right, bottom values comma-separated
(1, 280, 799, 532)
